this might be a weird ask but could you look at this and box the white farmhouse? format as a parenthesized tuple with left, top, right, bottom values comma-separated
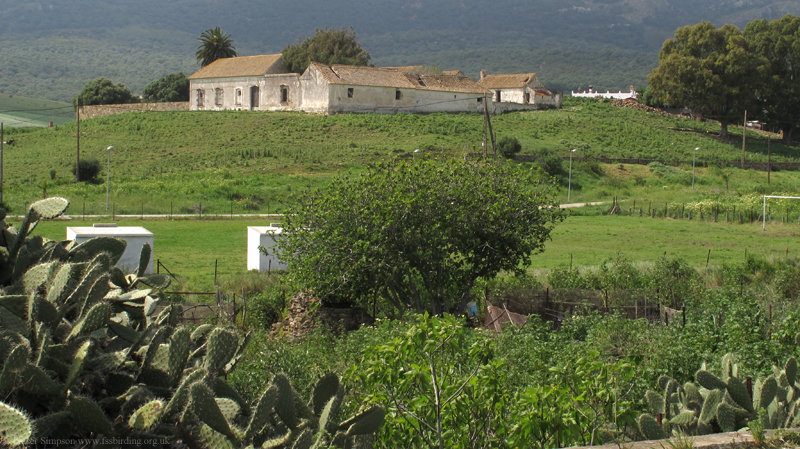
(477, 71, 562, 108)
(188, 54, 300, 111)
(189, 55, 492, 114)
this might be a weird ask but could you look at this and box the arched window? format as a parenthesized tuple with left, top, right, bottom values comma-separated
(235, 88, 242, 105)
(215, 88, 224, 107)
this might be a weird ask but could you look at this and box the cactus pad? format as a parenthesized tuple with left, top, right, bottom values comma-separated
(189, 382, 233, 440)
(246, 384, 278, 441)
(716, 402, 738, 432)
(204, 328, 238, 374)
(137, 243, 151, 277)
(215, 397, 240, 421)
(30, 197, 69, 220)
(669, 409, 696, 426)
(637, 413, 666, 440)
(33, 411, 71, 438)
(66, 340, 92, 390)
(696, 370, 727, 391)
(342, 405, 386, 436)
(726, 376, 754, 413)
(0, 400, 32, 446)
(129, 399, 164, 430)
(67, 394, 112, 435)
(163, 369, 206, 419)
(699, 389, 722, 424)
(67, 303, 111, 340)
(312, 372, 340, 416)
(645, 390, 665, 415)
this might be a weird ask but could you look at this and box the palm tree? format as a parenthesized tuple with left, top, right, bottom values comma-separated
(196, 26, 237, 67)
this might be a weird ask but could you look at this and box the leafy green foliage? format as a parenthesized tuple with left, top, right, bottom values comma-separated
(278, 159, 563, 315)
(72, 157, 102, 183)
(141, 73, 189, 102)
(196, 27, 237, 68)
(73, 77, 138, 107)
(498, 135, 522, 158)
(744, 15, 800, 143)
(350, 314, 506, 448)
(648, 21, 766, 140)
(282, 27, 371, 74)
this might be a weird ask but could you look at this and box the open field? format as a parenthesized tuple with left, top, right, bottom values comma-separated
(27, 213, 800, 292)
(0, 94, 73, 128)
(0, 98, 796, 213)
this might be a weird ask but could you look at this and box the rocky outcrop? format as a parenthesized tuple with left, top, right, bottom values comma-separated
(270, 292, 374, 339)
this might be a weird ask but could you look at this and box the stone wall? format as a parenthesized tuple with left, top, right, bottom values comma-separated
(78, 102, 189, 119)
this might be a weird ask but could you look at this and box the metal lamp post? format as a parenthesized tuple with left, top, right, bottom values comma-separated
(568, 149, 577, 202)
(106, 146, 114, 212)
(692, 147, 699, 190)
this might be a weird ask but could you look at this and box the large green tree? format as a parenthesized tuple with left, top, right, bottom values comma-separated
(648, 22, 766, 140)
(196, 26, 237, 67)
(277, 160, 562, 316)
(745, 15, 800, 144)
(73, 77, 137, 106)
(141, 72, 189, 102)
(282, 27, 371, 73)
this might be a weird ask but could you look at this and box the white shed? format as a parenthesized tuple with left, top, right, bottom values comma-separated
(247, 225, 286, 272)
(66, 224, 155, 274)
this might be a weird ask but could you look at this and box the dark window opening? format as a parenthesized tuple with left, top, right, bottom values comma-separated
(281, 86, 289, 103)
(250, 86, 260, 109)
(495, 91, 501, 102)
(395, 90, 402, 100)
(196, 89, 205, 108)
(477, 97, 483, 103)
(524, 92, 530, 104)
(347, 88, 354, 98)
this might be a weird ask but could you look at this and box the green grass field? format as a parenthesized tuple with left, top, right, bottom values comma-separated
(0, 94, 73, 128)
(28, 213, 800, 293)
(0, 98, 795, 214)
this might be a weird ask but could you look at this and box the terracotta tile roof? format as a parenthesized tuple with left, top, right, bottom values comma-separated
(305, 64, 489, 94)
(442, 70, 465, 77)
(382, 65, 425, 73)
(415, 74, 490, 94)
(478, 73, 537, 89)
(534, 90, 551, 96)
(328, 65, 419, 89)
(188, 54, 283, 79)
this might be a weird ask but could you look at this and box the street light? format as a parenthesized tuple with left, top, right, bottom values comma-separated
(106, 146, 114, 212)
(692, 147, 700, 190)
(568, 149, 577, 202)
(413, 148, 421, 160)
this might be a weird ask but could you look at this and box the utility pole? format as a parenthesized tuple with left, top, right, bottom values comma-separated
(482, 94, 488, 158)
(741, 110, 747, 169)
(76, 99, 81, 183)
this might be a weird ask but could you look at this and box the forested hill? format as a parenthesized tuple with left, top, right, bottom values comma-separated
(1, 0, 798, 102)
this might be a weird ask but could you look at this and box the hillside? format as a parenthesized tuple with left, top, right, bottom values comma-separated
(0, 94, 73, 127)
(1, 99, 798, 215)
(1, 0, 799, 102)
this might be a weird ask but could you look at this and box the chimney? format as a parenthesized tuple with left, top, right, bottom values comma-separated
(480, 70, 486, 80)
(589, 85, 593, 93)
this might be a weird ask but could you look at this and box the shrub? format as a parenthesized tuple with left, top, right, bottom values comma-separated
(72, 157, 102, 182)
(498, 135, 522, 157)
(532, 147, 565, 176)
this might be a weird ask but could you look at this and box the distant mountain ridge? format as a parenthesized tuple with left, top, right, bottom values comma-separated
(0, 0, 797, 102)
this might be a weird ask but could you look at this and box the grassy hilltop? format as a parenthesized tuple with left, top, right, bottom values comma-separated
(2, 98, 798, 215)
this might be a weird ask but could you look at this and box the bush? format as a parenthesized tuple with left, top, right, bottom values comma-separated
(72, 157, 102, 182)
(532, 148, 565, 176)
(498, 135, 522, 158)
(647, 161, 691, 185)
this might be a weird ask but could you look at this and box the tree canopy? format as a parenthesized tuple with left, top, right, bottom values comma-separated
(744, 15, 800, 143)
(647, 21, 766, 140)
(141, 72, 189, 102)
(196, 26, 237, 67)
(282, 27, 371, 74)
(73, 77, 138, 107)
(277, 159, 562, 316)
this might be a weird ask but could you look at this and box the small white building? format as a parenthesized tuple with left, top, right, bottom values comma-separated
(571, 85, 638, 100)
(477, 71, 562, 108)
(188, 54, 300, 111)
(247, 225, 286, 272)
(66, 225, 154, 274)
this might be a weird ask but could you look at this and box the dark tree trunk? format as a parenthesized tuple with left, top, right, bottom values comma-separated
(782, 126, 796, 144)
(719, 119, 730, 140)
